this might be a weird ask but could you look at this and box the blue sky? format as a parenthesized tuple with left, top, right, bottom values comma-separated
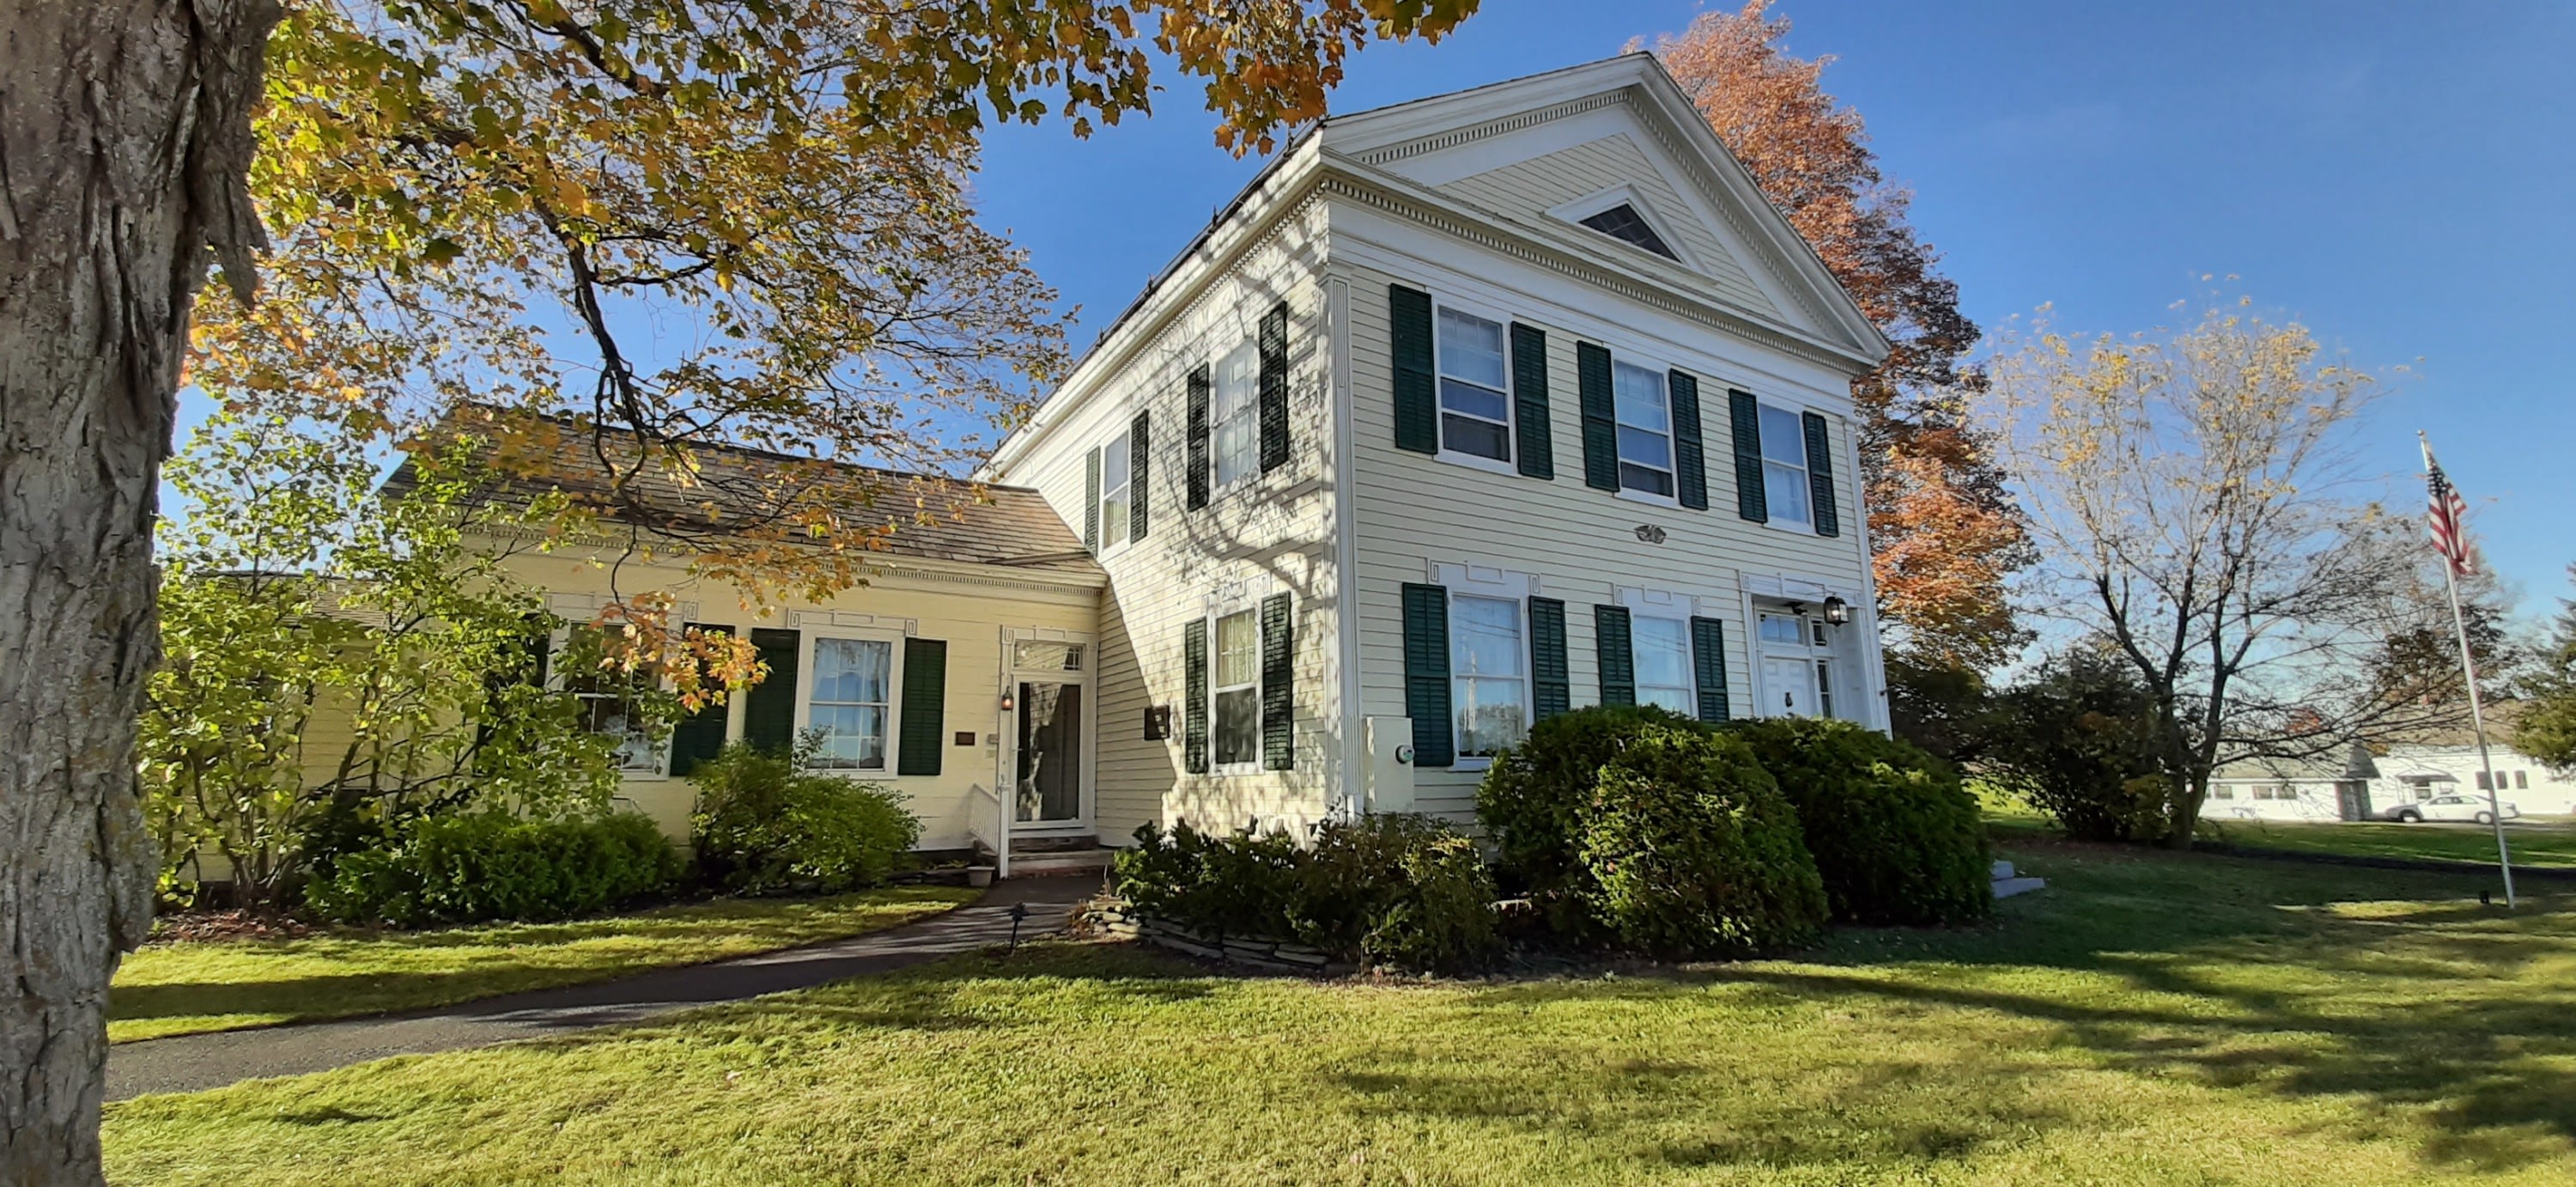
(972, 0, 2576, 619)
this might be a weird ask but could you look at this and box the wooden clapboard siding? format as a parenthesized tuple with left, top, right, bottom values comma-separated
(1333, 239, 1870, 821)
(987, 203, 1345, 842)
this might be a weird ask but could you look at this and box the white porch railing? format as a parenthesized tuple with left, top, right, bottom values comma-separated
(966, 782, 1010, 880)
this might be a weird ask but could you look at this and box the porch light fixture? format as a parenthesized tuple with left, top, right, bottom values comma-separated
(1821, 596, 1851, 626)
(999, 691, 1016, 712)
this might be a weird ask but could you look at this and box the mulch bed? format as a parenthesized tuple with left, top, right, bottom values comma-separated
(144, 910, 316, 946)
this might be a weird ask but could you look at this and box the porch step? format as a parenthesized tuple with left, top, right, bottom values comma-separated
(1003, 847, 1115, 878)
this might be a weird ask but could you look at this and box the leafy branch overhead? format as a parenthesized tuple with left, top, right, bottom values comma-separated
(195, 0, 1478, 615)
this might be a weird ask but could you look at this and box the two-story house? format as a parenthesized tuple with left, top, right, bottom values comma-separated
(474, 53, 1892, 875)
(977, 52, 1890, 853)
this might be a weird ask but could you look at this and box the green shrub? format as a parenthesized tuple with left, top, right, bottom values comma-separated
(1729, 717, 1991, 926)
(1476, 703, 1707, 928)
(305, 809, 679, 927)
(690, 743, 920, 894)
(1984, 648, 2171, 843)
(1112, 815, 1499, 973)
(1112, 819, 1303, 939)
(1576, 727, 1826, 958)
(1291, 814, 1498, 971)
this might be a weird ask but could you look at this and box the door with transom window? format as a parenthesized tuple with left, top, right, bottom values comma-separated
(1002, 633, 1092, 832)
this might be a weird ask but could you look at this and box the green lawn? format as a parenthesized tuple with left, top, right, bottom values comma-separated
(106, 845, 2576, 1184)
(111, 886, 976, 1044)
(2197, 817, 2576, 870)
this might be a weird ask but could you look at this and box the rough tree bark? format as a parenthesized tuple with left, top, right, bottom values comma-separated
(1, 1, 276, 1180)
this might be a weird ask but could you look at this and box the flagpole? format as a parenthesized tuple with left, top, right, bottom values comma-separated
(2421, 431, 2515, 909)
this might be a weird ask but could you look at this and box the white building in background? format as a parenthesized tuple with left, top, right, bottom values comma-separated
(2373, 745, 2576, 818)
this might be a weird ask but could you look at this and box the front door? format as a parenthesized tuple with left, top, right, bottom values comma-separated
(1761, 655, 1819, 718)
(1013, 679, 1084, 825)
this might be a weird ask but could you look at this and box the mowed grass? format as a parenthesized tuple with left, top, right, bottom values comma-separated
(111, 886, 975, 1043)
(2199, 817, 2576, 870)
(106, 845, 2576, 1185)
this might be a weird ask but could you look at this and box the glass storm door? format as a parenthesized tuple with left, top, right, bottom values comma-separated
(1761, 656, 1819, 718)
(1014, 681, 1083, 824)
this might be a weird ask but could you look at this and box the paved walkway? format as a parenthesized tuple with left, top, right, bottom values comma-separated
(107, 877, 1093, 1101)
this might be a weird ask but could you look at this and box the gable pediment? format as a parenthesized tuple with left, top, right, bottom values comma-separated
(1317, 55, 1885, 370)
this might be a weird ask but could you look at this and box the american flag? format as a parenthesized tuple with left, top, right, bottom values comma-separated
(2422, 436, 2472, 576)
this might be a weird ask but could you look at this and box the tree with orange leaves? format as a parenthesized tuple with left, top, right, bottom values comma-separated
(1646, 1, 2030, 670)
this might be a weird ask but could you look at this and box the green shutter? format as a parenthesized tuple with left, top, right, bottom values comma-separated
(1129, 411, 1151, 541)
(523, 613, 553, 688)
(1528, 597, 1570, 722)
(1802, 411, 1839, 538)
(1690, 617, 1730, 723)
(1728, 389, 1767, 522)
(1186, 365, 1212, 509)
(744, 627, 801, 754)
(1509, 324, 1554, 479)
(1594, 605, 1635, 706)
(1400, 583, 1453, 767)
(1259, 302, 1290, 473)
(1261, 593, 1294, 770)
(1577, 341, 1618, 491)
(1183, 618, 1210, 773)
(896, 637, 948, 776)
(1390, 284, 1437, 454)
(1670, 369, 1709, 510)
(668, 623, 734, 776)
(1083, 447, 1101, 552)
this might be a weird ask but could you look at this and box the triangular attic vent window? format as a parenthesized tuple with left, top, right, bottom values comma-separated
(1578, 204, 1676, 260)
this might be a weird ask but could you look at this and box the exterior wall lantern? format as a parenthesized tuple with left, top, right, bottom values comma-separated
(1821, 595, 1851, 626)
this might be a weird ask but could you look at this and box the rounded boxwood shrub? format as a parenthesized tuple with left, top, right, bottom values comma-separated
(1111, 819, 1303, 940)
(1577, 726, 1826, 958)
(690, 743, 921, 895)
(1728, 717, 1991, 926)
(1475, 703, 1708, 928)
(305, 809, 679, 927)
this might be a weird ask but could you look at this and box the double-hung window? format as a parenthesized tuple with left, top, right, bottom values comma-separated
(1631, 615, 1695, 714)
(1759, 403, 1813, 527)
(806, 636, 892, 770)
(1613, 361, 1674, 497)
(1212, 340, 1261, 489)
(1098, 432, 1131, 551)
(1450, 594, 1528, 759)
(557, 626, 667, 775)
(1212, 608, 1261, 767)
(1437, 307, 1512, 463)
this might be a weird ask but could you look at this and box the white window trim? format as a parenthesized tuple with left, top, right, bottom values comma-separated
(1206, 597, 1268, 777)
(1617, 586, 1700, 716)
(1433, 563, 1538, 772)
(1755, 399, 1817, 531)
(794, 626, 908, 777)
(1096, 426, 1133, 558)
(1546, 183, 1704, 271)
(548, 625, 674, 780)
(1210, 338, 1262, 498)
(1606, 350, 1681, 508)
(1428, 293, 1521, 474)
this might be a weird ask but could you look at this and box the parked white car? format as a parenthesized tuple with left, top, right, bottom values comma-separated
(2379, 794, 2521, 825)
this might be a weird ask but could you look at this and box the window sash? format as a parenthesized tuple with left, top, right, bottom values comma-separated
(1213, 341, 1260, 488)
(1757, 403, 1811, 525)
(1436, 307, 1512, 462)
(1632, 616, 1694, 713)
(807, 636, 892, 770)
(1212, 609, 1259, 767)
(1612, 361, 1672, 495)
(1814, 659, 1835, 720)
(556, 627, 667, 774)
(1449, 594, 1527, 758)
(1101, 435, 1130, 548)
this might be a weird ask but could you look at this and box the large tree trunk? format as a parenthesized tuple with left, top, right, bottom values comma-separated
(1, 1, 275, 1180)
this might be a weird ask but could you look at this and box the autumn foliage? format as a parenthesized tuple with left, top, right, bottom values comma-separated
(1648, 2, 2029, 667)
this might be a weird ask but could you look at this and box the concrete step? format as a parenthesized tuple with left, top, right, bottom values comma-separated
(1993, 875, 2046, 898)
(1003, 847, 1115, 878)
